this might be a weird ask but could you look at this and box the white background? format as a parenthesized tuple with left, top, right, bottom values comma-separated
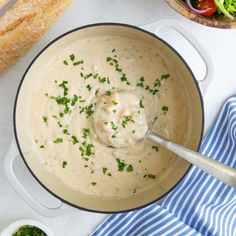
(0, 0, 236, 235)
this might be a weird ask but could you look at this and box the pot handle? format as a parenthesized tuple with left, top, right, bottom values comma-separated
(142, 19, 213, 94)
(4, 142, 76, 217)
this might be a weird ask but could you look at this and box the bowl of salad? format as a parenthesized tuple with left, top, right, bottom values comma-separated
(165, 0, 236, 28)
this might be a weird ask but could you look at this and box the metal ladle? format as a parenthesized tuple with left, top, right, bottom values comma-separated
(93, 91, 236, 188)
(146, 129, 236, 188)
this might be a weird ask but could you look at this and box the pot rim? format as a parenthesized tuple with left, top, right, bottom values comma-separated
(13, 22, 205, 214)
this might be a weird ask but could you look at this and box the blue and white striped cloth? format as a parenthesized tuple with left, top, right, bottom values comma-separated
(92, 96, 236, 236)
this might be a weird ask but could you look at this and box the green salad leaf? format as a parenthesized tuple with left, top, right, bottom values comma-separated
(214, 0, 235, 19)
(224, 0, 236, 15)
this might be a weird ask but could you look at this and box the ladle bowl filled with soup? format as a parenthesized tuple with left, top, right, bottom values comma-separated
(14, 23, 204, 213)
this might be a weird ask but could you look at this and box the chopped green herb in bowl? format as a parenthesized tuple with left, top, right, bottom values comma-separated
(12, 225, 47, 236)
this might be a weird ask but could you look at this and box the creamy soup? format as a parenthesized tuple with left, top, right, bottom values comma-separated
(29, 35, 189, 198)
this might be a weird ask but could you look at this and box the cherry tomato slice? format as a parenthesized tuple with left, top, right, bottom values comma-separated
(197, 0, 216, 16)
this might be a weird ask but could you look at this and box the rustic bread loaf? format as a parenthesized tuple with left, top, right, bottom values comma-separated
(0, 0, 72, 74)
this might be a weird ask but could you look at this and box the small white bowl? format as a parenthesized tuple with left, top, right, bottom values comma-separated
(0, 219, 54, 236)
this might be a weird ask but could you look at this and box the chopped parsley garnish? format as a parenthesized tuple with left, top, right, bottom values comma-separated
(93, 73, 98, 79)
(85, 73, 92, 79)
(133, 188, 136, 194)
(136, 74, 170, 95)
(102, 167, 108, 174)
(39, 145, 45, 148)
(139, 99, 144, 108)
(116, 159, 134, 172)
(82, 128, 90, 139)
(63, 60, 68, 65)
(144, 174, 156, 179)
(43, 116, 48, 125)
(57, 121, 63, 128)
(51, 92, 71, 115)
(110, 121, 117, 130)
(71, 95, 78, 106)
(136, 82, 144, 88)
(46, 77, 96, 118)
(95, 89, 99, 95)
(79, 146, 85, 157)
(63, 129, 70, 135)
(122, 115, 134, 128)
(86, 84, 92, 91)
(71, 135, 79, 144)
(152, 146, 159, 152)
(79, 104, 94, 118)
(106, 57, 112, 62)
(105, 90, 111, 96)
(59, 80, 68, 96)
(161, 74, 170, 80)
(126, 164, 133, 172)
(56, 96, 70, 105)
(62, 161, 67, 168)
(85, 144, 94, 156)
(79, 143, 94, 160)
(116, 159, 126, 171)
(140, 76, 145, 82)
(73, 60, 84, 66)
(154, 79, 161, 87)
(54, 138, 63, 143)
(162, 106, 169, 114)
(136, 76, 145, 87)
(112, 101, 118, 105)
(81, 71, 109, 84)
(70, 54, 75, 61)
(98, 76, 107, 83)
(64, 105, 70, 114)
(107, 173, 112, 176)
(120, 74, 129, 84)
(91, 182, 97, 186)
(112, 109, 117, 113)
(106, 50, 131, 85)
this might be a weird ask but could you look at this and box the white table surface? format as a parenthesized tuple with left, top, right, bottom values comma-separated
(0, 0, 236, 235)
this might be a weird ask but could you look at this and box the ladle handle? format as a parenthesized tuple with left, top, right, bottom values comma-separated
(147, 131, 236, 188)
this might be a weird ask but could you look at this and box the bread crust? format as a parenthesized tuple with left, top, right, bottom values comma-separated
(0, 0, 72, 74)
(0, 58, 7, 74)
